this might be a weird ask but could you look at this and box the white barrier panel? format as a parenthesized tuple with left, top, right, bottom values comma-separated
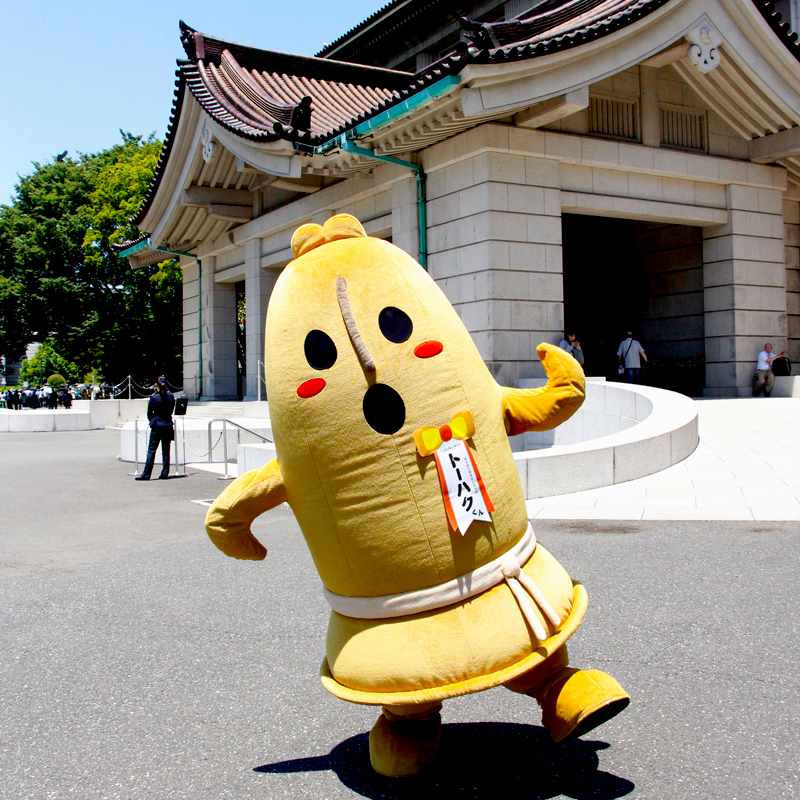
(0, 399, 148, 433)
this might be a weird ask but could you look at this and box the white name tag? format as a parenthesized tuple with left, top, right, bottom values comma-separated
(434, 439, 491, 534)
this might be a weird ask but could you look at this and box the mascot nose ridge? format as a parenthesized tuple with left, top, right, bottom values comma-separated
(336, 276, 375, 374)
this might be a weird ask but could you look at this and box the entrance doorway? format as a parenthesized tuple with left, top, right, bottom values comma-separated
(561, 214, 705, 395)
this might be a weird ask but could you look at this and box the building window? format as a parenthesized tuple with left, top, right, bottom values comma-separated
(589, 95, 639, 141)
(660, 106, 707, 152)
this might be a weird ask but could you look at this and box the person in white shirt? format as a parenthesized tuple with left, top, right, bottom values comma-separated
(559, 332, 584, 365)
(617, 332, 647, 384)
(753, 342, 784, 396)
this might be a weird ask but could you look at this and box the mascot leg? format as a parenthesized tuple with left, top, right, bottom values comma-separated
(504, 645, 630, 743)
(368, 700, 443, 777)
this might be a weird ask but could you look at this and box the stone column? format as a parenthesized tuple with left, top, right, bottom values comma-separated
(702, 184, 788, 396)
(200, 256, 238, 400)
(785, 198, 800, 362)
(426, 150, 563, 386)
(243, 238, 281, 401)
(181, 257, 200, 399)
(640, 66, 660, 148)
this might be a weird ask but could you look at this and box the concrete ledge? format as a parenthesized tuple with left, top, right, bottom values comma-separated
(518, 378, 653, 449)
(0, 400, 149, 432)
(705, 376, 800, 398)
(772, 376, 800, 397)
(238, 442, 278, 474)
(514, 382, 699, 499)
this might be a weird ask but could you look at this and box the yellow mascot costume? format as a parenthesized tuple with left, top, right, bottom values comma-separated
(206, 214, 629, 777)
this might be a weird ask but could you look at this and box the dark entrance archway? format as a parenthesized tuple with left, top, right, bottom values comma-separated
(561, 214, 706, 395)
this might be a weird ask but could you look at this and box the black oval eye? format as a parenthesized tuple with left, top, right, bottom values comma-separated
(304, 330, 337, 370)
(378, 307, 413, 343)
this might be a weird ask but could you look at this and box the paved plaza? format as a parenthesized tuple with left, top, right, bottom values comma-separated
(1, 427, 799, 799)
(527, 397, 800, 521)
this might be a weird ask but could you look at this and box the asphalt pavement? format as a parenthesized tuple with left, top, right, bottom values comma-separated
(1, 430, 798, 799)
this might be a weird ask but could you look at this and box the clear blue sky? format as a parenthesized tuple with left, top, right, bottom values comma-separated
(1, 0, 383, 205)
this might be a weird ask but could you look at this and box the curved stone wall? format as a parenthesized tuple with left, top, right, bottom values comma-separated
(513, 381, 698, 499)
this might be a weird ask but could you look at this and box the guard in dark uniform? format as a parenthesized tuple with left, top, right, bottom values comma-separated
(136, 376, 175, 480)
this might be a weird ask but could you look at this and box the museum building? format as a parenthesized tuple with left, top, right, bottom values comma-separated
(122, 0, 800, 398)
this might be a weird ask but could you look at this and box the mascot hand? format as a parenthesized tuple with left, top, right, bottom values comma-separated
(205, 459, 286, 560)
(501, 343, 586, 436)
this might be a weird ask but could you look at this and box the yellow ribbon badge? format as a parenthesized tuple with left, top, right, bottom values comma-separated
(414, 410, 475, 457)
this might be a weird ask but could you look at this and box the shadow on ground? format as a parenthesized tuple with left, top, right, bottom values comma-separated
(255, 721, 634, 799)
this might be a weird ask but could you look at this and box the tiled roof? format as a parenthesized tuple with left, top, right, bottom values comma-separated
(135, 1, 800, 227)
(176, 21, 468, 148)
(315, 0, 416, 58)
(752, 0, 800, 61)
(460, 0, 673, 55)
(315, 0, 442, 62)
(111, 233, 149, 252)
(177, 0, 682, 154)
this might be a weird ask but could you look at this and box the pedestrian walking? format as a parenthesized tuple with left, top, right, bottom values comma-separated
(617, 331, 648, 384)
(135, 376, 175, 481)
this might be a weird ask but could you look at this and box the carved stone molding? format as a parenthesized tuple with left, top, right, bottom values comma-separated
(687, 20, 722, 73)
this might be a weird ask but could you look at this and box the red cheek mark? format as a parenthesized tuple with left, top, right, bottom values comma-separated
(414, 340, 443, 359)
(297, 378, 326, 398)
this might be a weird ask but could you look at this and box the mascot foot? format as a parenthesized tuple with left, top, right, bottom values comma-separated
(537, 667, 630, 744)
(368, 702, 442, 777)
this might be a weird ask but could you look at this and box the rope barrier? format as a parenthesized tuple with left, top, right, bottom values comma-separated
(181, 432, 224, 459)
(104, 376, 187, 398)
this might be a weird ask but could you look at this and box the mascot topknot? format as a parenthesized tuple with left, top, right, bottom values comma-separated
(205, 214, 629, 777)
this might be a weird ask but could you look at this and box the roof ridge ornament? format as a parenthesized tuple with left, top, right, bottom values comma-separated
(687, 19, 722, 73)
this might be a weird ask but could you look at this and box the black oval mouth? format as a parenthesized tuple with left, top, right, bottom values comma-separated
(363, 383, 406, 435)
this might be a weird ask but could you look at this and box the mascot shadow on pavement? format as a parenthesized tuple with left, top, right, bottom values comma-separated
(255, 721, 634, 798)
(206, 214, 630, 778)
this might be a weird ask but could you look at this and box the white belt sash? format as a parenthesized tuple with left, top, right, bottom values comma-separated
(322, 523, 561, 642)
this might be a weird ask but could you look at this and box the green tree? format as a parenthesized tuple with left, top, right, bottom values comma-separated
(0, 275, 25, 362)
(0, 152, 92, 360)
(0, 132, 183, 383)
(20, 340, 78, 384)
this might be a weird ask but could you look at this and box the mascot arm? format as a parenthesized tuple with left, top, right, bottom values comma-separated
(502, 343, 586, 436)
(205, 459, 287, 560)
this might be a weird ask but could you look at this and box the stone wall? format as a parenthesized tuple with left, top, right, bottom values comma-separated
(703, 185, 788, 395)
(785, 198, 800, 363)
(635, 222, 705, 359)
(425, 148, 563, 385)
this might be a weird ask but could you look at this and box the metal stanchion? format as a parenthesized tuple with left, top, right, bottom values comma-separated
(127, 419, 141, 477)
(173, 398, 188, 477)
(217, 419, 233, 480)
(171, 434, 186, 478)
